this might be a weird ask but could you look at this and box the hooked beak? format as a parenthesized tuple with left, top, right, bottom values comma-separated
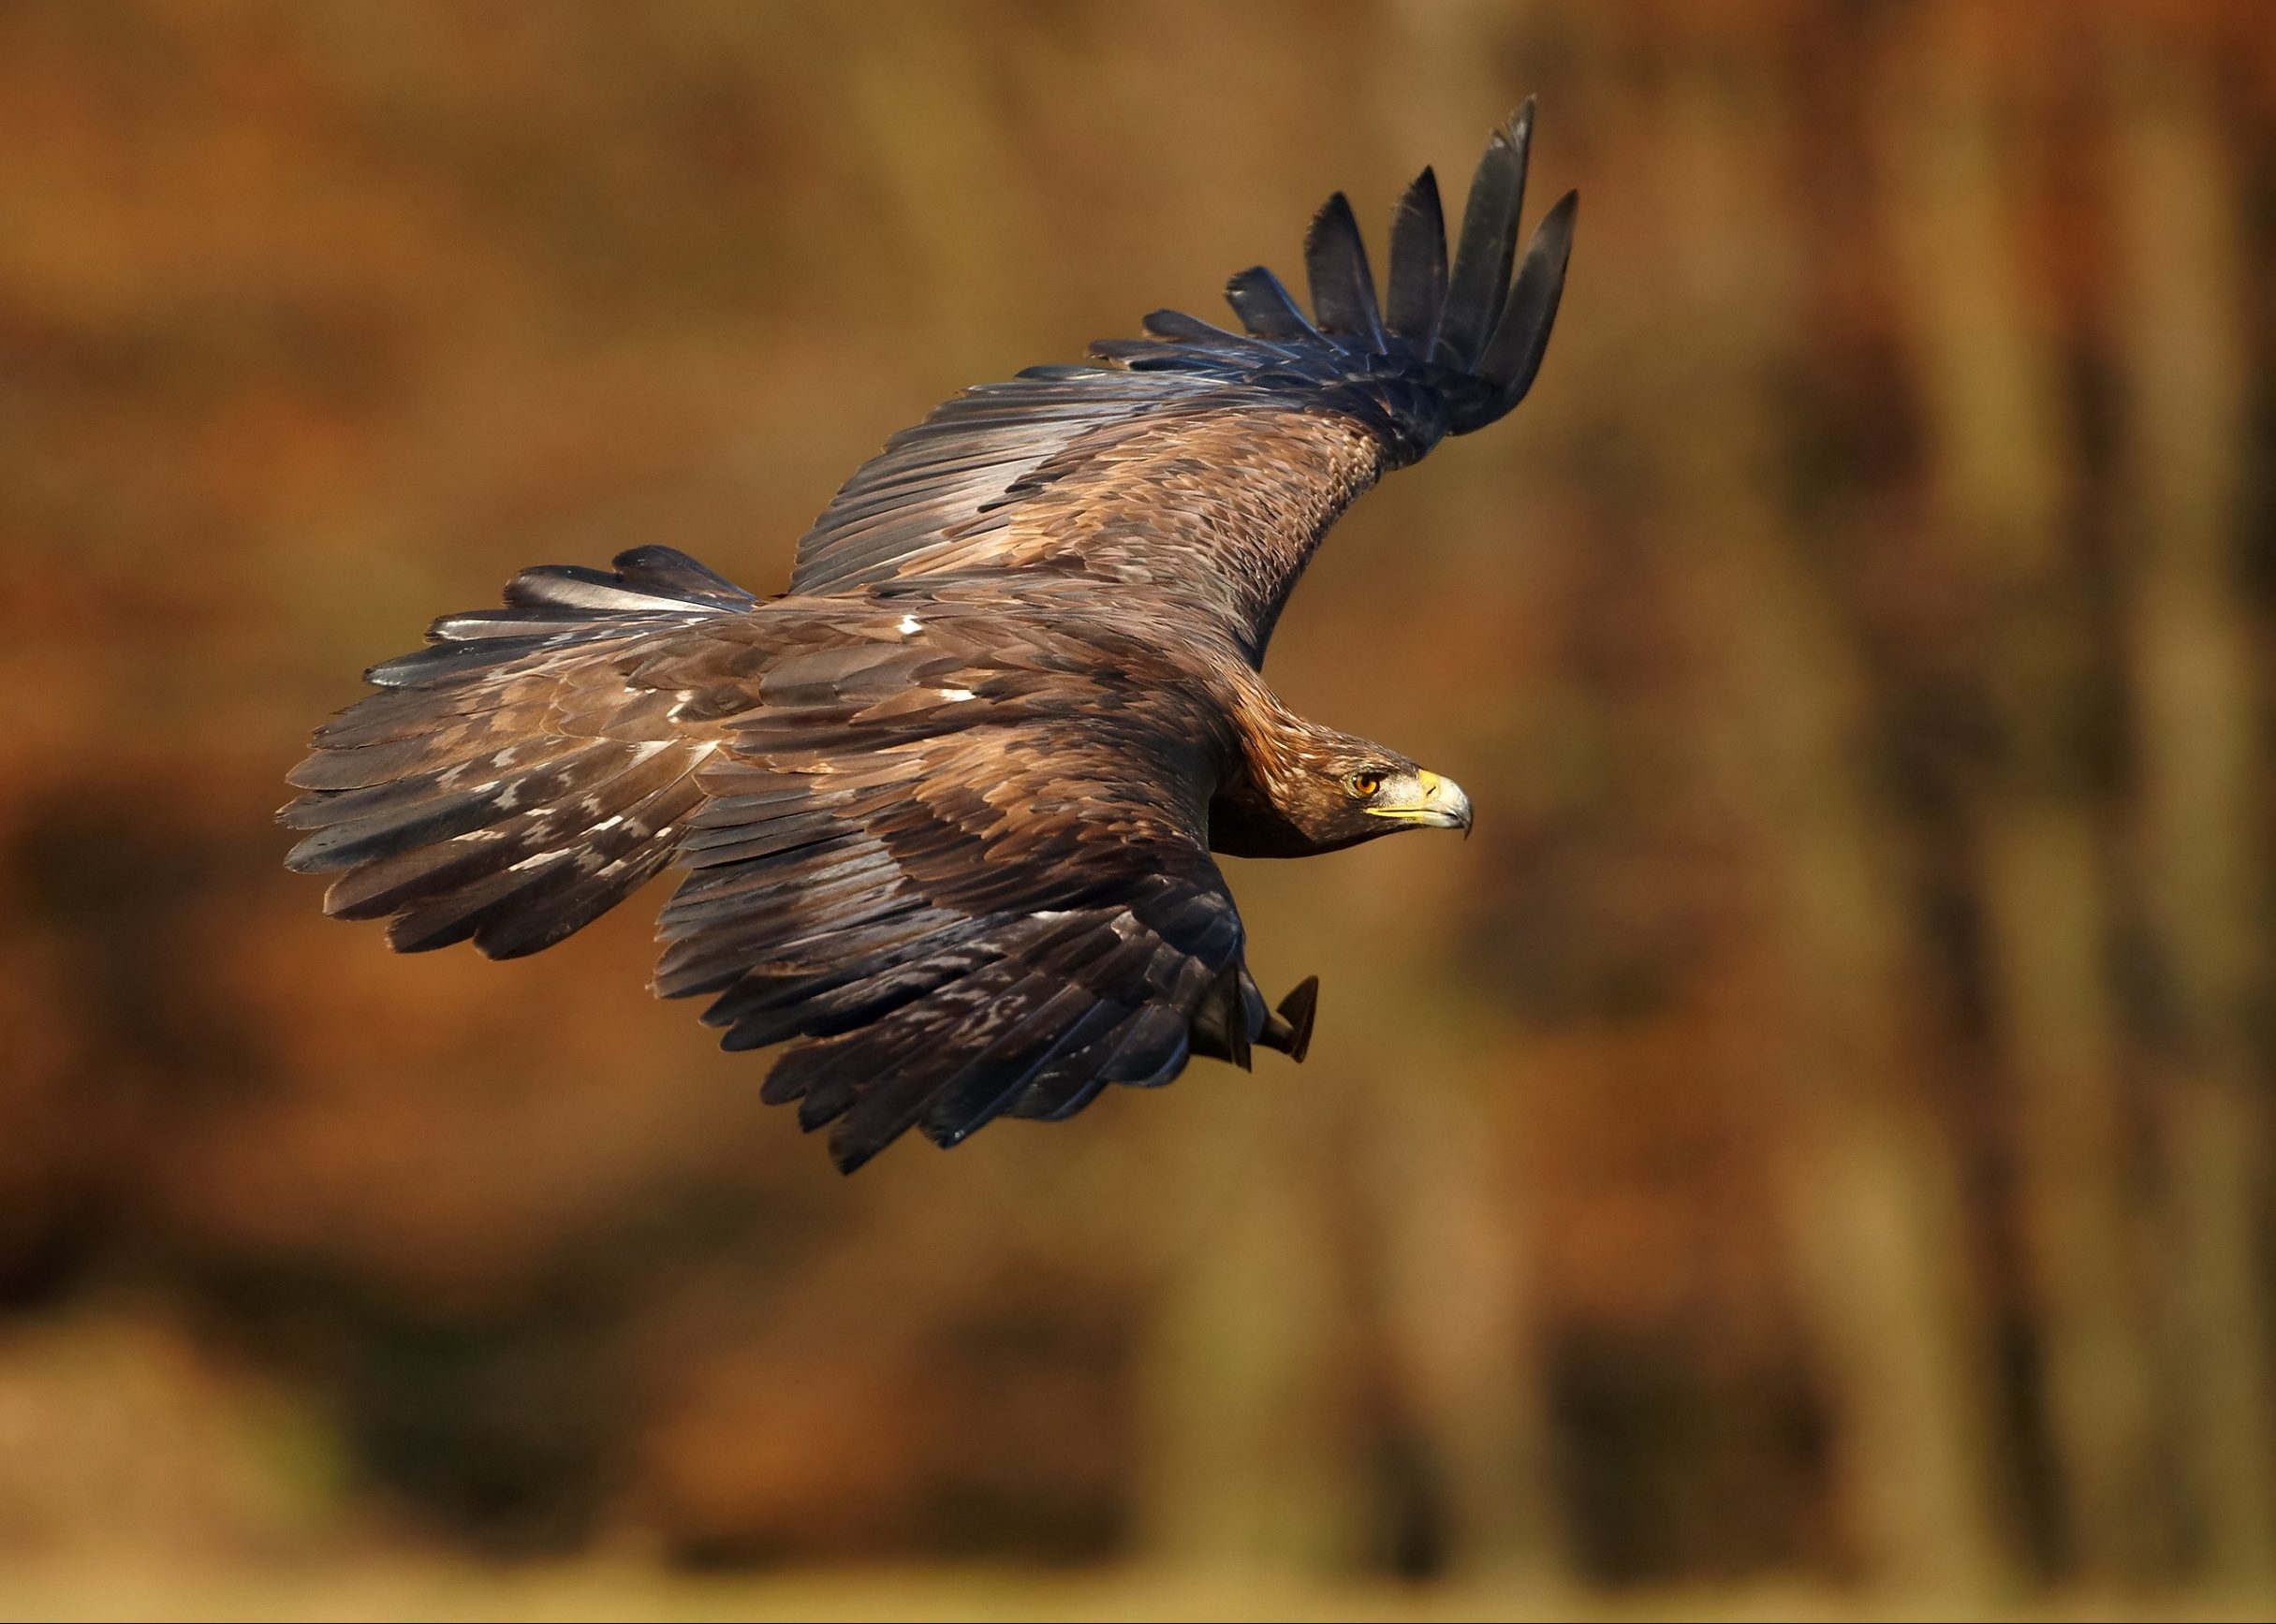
(1365, 769, 1473, 835)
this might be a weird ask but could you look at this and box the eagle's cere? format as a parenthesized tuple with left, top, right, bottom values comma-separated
(283, 103, 1578, 1172)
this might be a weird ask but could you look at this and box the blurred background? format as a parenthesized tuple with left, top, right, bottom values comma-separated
(4, 1, 2276, 1617)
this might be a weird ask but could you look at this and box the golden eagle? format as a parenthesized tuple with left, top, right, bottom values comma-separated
(284, 105, 1577, 1171)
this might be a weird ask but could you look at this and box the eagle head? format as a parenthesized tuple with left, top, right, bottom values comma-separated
(1211, 721, 1473, 858)
(1308, 753, 1473, 849)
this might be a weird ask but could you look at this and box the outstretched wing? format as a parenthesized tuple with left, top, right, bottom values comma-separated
(788, 102, 1578, 665)
(639, 631, 1270, 1173)
(286, 549, 1307, 1173)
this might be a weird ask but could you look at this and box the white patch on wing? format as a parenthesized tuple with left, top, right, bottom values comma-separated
(939, 687, 976, 702)
(897, 614, 922, 636)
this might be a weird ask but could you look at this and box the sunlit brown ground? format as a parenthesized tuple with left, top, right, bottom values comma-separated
(7, 1559, 2275, 1624)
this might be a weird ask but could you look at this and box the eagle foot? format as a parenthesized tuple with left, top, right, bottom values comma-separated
(1258, 975, 1318, 1063)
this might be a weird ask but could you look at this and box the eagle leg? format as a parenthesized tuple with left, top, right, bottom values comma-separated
(1186, 964, 1255, 1070)
(1258, 975, 1319, 1063)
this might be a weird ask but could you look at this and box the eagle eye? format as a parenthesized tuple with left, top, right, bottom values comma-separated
(1344, 770, 1384, 799)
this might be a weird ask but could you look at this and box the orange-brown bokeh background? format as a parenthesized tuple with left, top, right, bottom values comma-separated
(5, 3, 2276, 1617)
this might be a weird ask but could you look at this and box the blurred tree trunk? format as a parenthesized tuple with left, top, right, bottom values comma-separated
(1879, 10, 2163, 1578)
(1127, 989, 1567, 1587)
(1359, 1030, 1569, 1587)
(1659, 74, 2009, 1594)
(1358, 9, 1576, 1591)
(1711, 506, 2009, 1595)
(835, 7, 1042, 377)
(2107, 49, 2276, 1582)
(1373, 0, 1528, 160)
(1129, 1110, 1366, 1578)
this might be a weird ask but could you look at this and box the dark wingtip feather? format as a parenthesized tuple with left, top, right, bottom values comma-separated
(1477, 189, 1578, 409)
(1438, 100, 1534, 367)
(609, 545, 759, 610)
(1075, 95, 1568, 460)
(1385, 168, 1448, 348)
(1141, 308, 1242, 344)
(1224, 265, 1320, 342)
(829, 1131, 882, 1176)
(1303, 191, 1385, 351)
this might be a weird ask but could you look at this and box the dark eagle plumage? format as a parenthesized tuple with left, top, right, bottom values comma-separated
(284, 105, 1578, 1171)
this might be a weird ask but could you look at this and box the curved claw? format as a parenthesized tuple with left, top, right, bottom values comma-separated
(1259, 975, 1319, 1063)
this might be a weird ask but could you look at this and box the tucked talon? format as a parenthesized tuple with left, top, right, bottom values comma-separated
(1259, 975, 1320, 1062)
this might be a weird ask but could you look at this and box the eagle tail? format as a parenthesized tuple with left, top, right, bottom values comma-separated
(280, 546, 754, 960)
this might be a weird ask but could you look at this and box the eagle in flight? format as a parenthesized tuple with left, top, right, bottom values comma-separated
(285, 104, 1577, 1171)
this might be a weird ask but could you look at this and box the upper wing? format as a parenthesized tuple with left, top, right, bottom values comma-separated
(643, 643, 1267, 1172)
(788, 102, 1578, 665)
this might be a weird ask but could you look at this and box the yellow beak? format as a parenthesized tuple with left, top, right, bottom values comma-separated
(1365, 769, 1474, 833)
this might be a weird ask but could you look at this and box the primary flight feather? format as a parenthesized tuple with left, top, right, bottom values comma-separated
(284, 104, 1579, 1172)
